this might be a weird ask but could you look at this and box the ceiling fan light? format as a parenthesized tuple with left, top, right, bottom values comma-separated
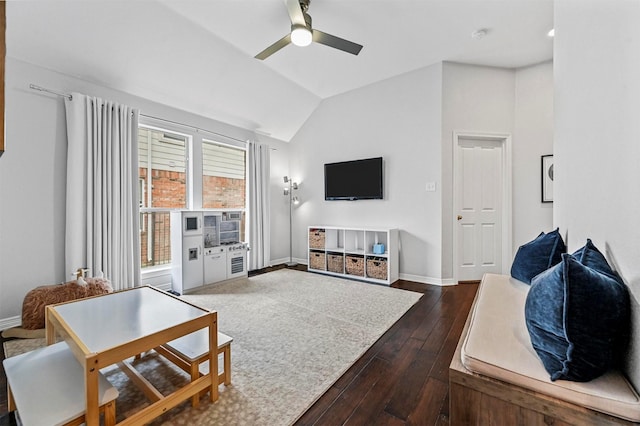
(291, 26, 312, 47)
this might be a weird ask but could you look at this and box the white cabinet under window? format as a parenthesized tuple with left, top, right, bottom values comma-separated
(178, 235, 204, 291)
(204, 246, 227, 284)
(307, 226, 399, 285)
(171, 212, 203, 293)
(171, 210, 247, 294)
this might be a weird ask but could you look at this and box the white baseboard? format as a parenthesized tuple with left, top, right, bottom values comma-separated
(268, 257, 308, 268)
(269, 257, 289, 267)
(398, 273, 456, 286)
(0, 315, 21, 331)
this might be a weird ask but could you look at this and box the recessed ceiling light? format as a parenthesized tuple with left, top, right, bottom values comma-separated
(547, 28, 555, 37)
(471, 29, 489, 40)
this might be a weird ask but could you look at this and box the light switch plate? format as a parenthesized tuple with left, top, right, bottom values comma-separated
(426, 182, 437, 192)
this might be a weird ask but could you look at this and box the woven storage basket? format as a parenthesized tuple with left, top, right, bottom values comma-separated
(327, 253, 344, 274)
(345, 254, 365, 276)
(309, 250, 326, 270)
(366, 257, 388, 280)
(308, 228, 326, 249)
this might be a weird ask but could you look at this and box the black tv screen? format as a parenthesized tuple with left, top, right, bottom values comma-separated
(324, 157, 383, 200)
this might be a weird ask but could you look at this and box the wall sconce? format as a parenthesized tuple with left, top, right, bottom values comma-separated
(284, 176, 300, 266)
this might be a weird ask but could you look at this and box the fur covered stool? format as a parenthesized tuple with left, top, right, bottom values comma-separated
(20, 277, 113, 330)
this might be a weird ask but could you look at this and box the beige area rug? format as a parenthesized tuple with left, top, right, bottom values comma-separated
(4, 269, 421, 425)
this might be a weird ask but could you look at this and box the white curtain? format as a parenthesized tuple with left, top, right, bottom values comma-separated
(246, 140, 271, 270)
(65, 93, 140, 290)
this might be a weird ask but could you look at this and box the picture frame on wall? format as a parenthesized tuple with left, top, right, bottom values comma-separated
(541, 154, 554, 203)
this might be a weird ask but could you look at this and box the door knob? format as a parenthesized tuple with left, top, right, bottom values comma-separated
(457, 215, 463, 221)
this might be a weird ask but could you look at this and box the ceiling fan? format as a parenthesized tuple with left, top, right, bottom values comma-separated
(255, 0, 363, 60)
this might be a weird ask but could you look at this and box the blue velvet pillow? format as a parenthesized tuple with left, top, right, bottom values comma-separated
(511, 228, 566, 284)
(572, 239, 622, 282)
(571, 239, 629, 362)
(525, 253, 630, 382)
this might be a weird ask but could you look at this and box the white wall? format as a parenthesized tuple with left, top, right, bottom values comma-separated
(288, 61, 554, 285)
(513, 61, 554, 247)
(441, 63, 516, 279)
(0, 60, 68, 327)
(439, 62, 554, 280)
(289, 64, 445, 283)
(554, 0, 640, 387)
(269, 141, 293, 265)
(0, 58, 290, 324)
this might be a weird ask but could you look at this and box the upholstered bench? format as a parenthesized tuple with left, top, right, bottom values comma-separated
(450, 273, 640, 425)
(154, 331, 233, 407)
(3, 341, 119, 426)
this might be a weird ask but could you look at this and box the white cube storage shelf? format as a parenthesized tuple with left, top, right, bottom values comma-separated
(308, 226, 399, 285)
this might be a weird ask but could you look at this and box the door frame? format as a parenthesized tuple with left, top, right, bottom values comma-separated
(452, 131, 513, 283)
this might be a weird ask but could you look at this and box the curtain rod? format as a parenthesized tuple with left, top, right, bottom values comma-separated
(29, 84, 72, 100)
(28, 83, 276, 148)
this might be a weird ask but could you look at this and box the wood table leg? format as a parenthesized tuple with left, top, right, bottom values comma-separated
(208, 313, 219, 403)
(7, 384, 15, 412)
(85, 355, 100, 426)
(190, 361, 200, 407)
(45, 306, 55, 345)
(104, 400, 116, 426)
(223, 346, 231, 385)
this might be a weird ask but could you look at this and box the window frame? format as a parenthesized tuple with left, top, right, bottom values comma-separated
(201, 138, 247, 210)
(137, 118, 248, 271)
(138, 121, 192, 269)
(138, 123, 193, 210)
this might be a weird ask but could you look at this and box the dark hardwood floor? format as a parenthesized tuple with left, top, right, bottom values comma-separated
(295, 276, 478, 426)
(0, 265, 477, 426)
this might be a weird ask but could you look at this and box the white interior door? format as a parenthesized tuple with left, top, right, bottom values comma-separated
(455, 136, 507, 282)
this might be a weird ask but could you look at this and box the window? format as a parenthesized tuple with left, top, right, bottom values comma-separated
(138, 126, 189, 268)
(202, 140, 246, 242)
(202, 140, 246, 209)
(137, 122, 248, 270)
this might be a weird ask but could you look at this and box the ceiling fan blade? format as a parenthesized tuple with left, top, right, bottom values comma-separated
(255, 34, 292, 60)
(312, 30, 363, 56)
(284, 0, 306, 27)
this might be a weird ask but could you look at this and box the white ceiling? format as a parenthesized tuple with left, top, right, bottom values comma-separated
(7, 0, 553, 141)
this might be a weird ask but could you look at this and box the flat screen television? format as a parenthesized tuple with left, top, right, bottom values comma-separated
(324, 157, 383, 200)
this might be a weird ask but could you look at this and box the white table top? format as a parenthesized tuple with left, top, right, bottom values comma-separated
(51, 286, 210, 353)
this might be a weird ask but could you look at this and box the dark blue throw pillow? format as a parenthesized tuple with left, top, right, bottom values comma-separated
(511, 228, 566, 284)
(525, 253, 630, 382)
(572, 239, 622, 282)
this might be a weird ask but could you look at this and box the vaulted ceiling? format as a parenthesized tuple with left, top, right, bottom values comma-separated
(7, 0, 553, 141)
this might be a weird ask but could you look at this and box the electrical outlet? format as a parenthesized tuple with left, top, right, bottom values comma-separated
(426, 182, 437, 192)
